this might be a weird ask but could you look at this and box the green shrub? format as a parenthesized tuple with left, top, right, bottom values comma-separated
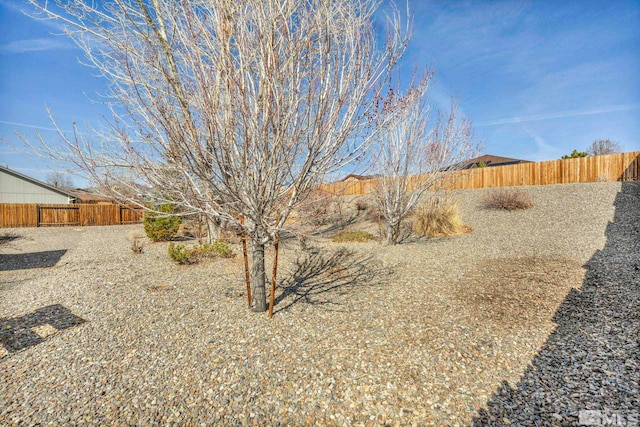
(143, 204, 181, 241)
(168, 240, 234, 264)
(412, 196, 472, 238)
(168, 242, 195, 264)
(331, 230, 375, 243)
(561, 149, 588, 159)
(472, 161, 487, 168)
(482, 188, 533, 211)
(192, 240, 234, 259)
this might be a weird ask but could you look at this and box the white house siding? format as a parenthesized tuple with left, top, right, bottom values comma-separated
(0, 169, 73, 204)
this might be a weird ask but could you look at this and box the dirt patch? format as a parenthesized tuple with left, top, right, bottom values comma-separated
(454, 256, 585, 328)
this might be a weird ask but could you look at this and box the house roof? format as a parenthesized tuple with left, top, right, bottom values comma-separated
(0, 165, 77, 200)
(67, 188, 115, 204)
(461, 154, 532, 169)
(339, 174, 375, 182)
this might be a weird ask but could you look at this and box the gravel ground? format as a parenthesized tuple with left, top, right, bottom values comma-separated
(1, 182, 638, 426)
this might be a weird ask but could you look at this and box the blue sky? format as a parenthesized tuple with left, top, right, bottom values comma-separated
(1, 0, 639, 185)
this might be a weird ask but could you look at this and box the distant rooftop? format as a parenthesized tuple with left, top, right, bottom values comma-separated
(339, 174, 376, 182)
(461, 154, 532, 169)
(67, 188, 115, 204)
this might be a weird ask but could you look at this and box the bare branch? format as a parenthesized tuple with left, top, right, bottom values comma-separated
(372, 85, 479, 244)
(26, 0, 414, 312)
(587, 139, 622, 156)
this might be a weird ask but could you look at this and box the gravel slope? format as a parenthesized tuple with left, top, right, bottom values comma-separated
(1, 182, 638, 426)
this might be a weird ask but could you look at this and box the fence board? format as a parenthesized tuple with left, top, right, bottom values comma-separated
(4, 153, 637, 227)
(1, 204, 38, 227)
(0, 204, 144, 228)
(319, 151, 640, 196)
(120, 206, 143, 224)
(38, 205, 80, 226)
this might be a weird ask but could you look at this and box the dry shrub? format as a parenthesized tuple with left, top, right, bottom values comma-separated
(331, 230, 376, 243)
(296, 189, 333, 225)
(296, 190, 355, 227)
(364, 205, 384, 223)
(180, 215, 243, 244)
(483, 188, 533, 211)
(412, 196, 472, 238)
(130, 234, 145, 254)
(179, 216, 208, 240)
(355, 201, 369, 211)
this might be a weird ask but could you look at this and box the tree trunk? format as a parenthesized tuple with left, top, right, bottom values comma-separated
(250, 240, 267, 312)
(386, 222, 399, 245)
(207, 218, 220, 243)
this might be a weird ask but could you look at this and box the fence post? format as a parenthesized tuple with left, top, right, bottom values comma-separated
(36, 204, 40, 227)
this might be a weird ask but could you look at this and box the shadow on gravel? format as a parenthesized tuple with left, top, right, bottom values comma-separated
(0, 233, 22, 246)
(0, 304, 86, 356)
(0, 249, 68, 271)
(273, 246, 389, 314)
(473, 182, 640, 426)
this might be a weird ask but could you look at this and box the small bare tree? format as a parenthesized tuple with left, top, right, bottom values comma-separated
(45, 171, 74, 189)
(372, 80, 477, 244)
(587, 139, 622, 156)
(28, 0, 412, 312)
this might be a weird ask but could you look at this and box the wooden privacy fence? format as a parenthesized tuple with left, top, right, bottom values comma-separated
(320, 151, 640, 196)
(0, 203, 144, 228)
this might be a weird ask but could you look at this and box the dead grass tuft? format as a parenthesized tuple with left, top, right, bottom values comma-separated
(412, 196, 472, 237)
(482, 188, 533, 211)
(130, 234, 145, 254)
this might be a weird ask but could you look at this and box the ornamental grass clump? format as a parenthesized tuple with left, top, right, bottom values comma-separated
(412, 196, 471, 238)
(482, 188, 533, 211)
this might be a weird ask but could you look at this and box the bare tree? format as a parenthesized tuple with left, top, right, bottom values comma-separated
(587, 139, 622, 156)
(28, 0, 412, 312)
(45, 171, 74, 189)
(371, 81, 477, 245)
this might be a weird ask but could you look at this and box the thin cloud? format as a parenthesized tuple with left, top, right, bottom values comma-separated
(0, 38, 74, 54)
(0, 0, 26, 14)
(0, 0, 69, 32)
(522, 125, 558, 162)
(477, 104, 640, 127)
(0, 120, 71, 133)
